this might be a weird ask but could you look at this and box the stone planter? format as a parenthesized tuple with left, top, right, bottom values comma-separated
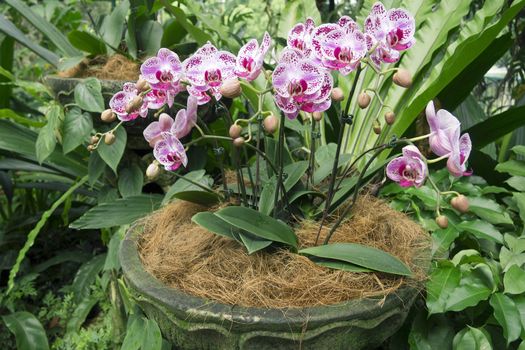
(120, 224, 420, 350)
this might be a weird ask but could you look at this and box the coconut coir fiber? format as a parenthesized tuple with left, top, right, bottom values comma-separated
(138, 195, 429, 308)
(58, 54, 140, 81)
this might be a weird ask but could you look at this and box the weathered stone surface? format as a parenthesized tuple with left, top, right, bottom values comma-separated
(120, 225, 420, 350)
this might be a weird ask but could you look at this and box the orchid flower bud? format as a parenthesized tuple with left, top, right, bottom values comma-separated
(101, 109, 117, 123)
(358, 92, 371, 109)
(229, 124, 242, 139)
(125, 96, 144, 114)
(312, 111, 323, 121)
(373, 120, 382, 134)
(146, 162, 160, 180)
(90, 135, 100, 144)
(436, 215, 448, 229)
(393, 69, 412, 88)
(104, 132, 116, 145)
(263, 114, 279, 133)
(87, 145, 94, 152)
(451, 195, 469, 213)
(385, 111, 395, 125)
(233, 137, 245, 147)
(331, 87, 344, 102)
(220, 78, 242, 99)
(136, 78, 150, 92)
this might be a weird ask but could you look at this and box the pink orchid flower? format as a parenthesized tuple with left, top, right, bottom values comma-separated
(144, 88, 175, 110)
(109, 83, 148, 121)
(425, 101, 472, 177)
(311, 16, 367, 74)
(153, 133, 188, 171)
(183, 42, 237, 102)
(365, 2, 415, 65)
(235, 32, 271, 81)
(272, 48, 333, 119)
(386, 145, 427, 187)
(171, 96, 198, 139)
(287, 18, 316, 56)
(143, 113, 174, 147)
(140, 48, 183, 90)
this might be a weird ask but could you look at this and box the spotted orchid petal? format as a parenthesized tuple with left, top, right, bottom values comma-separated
(287, 18, 315, 56)
(386, 145, 427, 187)
(235, 32, 271, 81)
(447, 133, 472, 177)
(153, 133, 188, 171)
(426, 101, 461, 157)
(143, 113, 174, 147)
(187, 85, 212, 105)
(171, 96, 198, 139)
(109, 83, 148, 121)
(140, 48, 183, 90)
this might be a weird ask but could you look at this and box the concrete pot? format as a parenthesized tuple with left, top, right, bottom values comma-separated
(120, 224, 420, 350)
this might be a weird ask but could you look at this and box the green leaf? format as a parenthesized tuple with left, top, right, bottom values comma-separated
(2, 312, 49, 350)
(468, 197, 513, 225)
(457, 220, 503, 244)
(445, 264, 494, 313)
(118, 165, 144, 198)
(426, 263, 461, 314)
(500, 246, 525, 272)
(496, 159, 525, 177)
(36, 124, 57, 164)
(215, 206, 298, 249)
(162, 169, 213, 204)
(452, 326, 492, 350)
(137, 20, 163, 57)
(507, 176, 525, 192)
(143, 319, 162, 350)
(88, 151, 106, 186)
(161, 18, 188, 48)
(67, 30, 107, 56)
(104, 227, 126, 271)
(432, 226, 460, 258)
(66, 296, 98, 333)
(313, 259, 372, 273)
(170, 190, 221, 206)
(237, 232, 272, 255)
(7, 176, 88, 293)
(70, 194, 163, 229)
(97, 127, 127, 174)
(191, 212, 237, 240)
(74, 78, 105, 113)
(313, 143, 351, 185)
(0, 108, 44, 128)
(72, 254, 106, 303)
(467, 106, 525, 149)
(299, 243, 412, 276)
(258, 161, 309, 215)
(513, 145, 525, 157)
(490, 293, 521, 345)
(514, 193, 525, 234)
(160, 1, 213, 45)
(62, 107, 93, 154)
(504, 265, 525, 295)
(121, 316, 145, 350)
(5, 0, 80, 57)
(513, 295, 525, 335)
(100, 0, 129, 52)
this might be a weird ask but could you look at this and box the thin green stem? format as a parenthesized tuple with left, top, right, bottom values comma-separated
(273, 113, 286, 218)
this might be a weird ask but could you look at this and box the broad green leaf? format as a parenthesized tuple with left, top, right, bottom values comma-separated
(299, 243, 411, 276)
(426, 263, 461, 314)
(5, 0, 80, 57)
(313, 259, 372, 273)
(507, 176, 525, 192)
(70, 194, 163, 229)
(468, 197, 513, 225)
(505, 234, 525, 254)
(160, 1, 213, 45)
(313, 143, 352, 185)
(504, 265, 525, 295)
(452, 326, 492, 350)
(137, 20, 163, 57)
(513, 145, 525, 157)
(143, 319, 162, 350)
(88, 151, 106, 186)
(67, 30, 107, 55)
(170, 191, 221, 206)
(161, 18, 188, 47)
(408, 312, 455, 350)
(500, 246, 525, 272)
(0, 108, 44, 127)
(72, 254, 106, 303)
(162, 170, 213, 204)
(444, 264, 494, 312)
(104, 226, 126, 271)
(237, 232, 273, 254)
(74, 77, 105, 113)
(66, 296, 98, 332)
(258, 161, 309, 215)
(457, 220, 503, 244)
(513, 295, 525, 334)
(468, 106, 525, 149)
(35, 124, 57, 164)
(407, 186, 438, 208)
(513, 193, 525, 233)
(121, 316, 146, 350)
(100, 0, 129, 52)
(118, 165, 144, 198)
(432, 226, 460, 258)
(451, 249, 484, 266)
(2, 312, 49, 350)
(192, 212, 237, 240)
(62, 107, 92, 154)
(32, 250, 90, 273)
(496, 159, 525, 177)
(490, 293, 521, 345)
(215, 206, 298, 249)
(97, 126, 127, 174)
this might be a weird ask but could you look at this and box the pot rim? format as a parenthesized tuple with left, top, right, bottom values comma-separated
(120, 224, 420, 330)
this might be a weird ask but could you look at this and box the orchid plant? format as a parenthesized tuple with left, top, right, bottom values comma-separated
(89, 2, 471, 276)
